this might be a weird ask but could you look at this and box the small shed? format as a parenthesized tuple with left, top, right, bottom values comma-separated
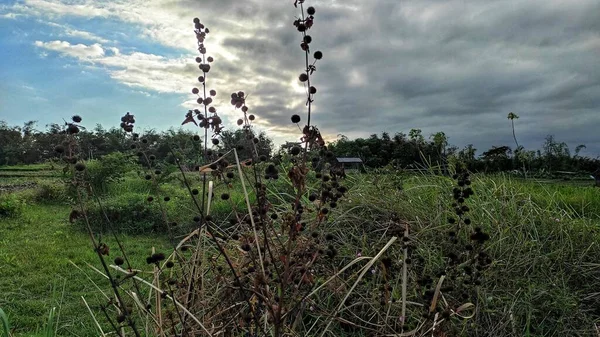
(335, 157, 364, 171)
(592, 168, 600, 187)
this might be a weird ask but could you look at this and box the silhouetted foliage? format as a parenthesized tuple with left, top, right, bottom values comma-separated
(1, 120, 597, 175)
(327, 131, 599, 174)
(0, 120, 207, 166)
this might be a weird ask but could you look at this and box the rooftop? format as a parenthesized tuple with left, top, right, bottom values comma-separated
(336, 157, 363, 163)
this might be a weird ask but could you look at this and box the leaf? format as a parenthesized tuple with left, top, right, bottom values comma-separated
(0, 307, 11, 337)
(181, 115, 198, 126)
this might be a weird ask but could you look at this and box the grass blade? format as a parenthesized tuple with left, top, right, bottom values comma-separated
(44, 307, 56, 337)
(0, 308, 10, 337)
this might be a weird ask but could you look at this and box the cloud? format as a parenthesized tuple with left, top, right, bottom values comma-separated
(34, 40, 105, 58)
(41, 21, 112, 43)
(1, 12, 23, 19)
(33, 40, 194, 93)
(9, 0, 600, 155)
(16, 0, 112, 18)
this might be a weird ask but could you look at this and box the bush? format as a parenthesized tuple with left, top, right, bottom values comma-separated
(0, 193, 25, 218)
(82, 192, 167, 234)
(85, 152, 135, 195)
(34, 181, 68, 203)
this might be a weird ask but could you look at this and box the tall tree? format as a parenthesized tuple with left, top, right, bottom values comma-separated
(218, 129, 273, 160)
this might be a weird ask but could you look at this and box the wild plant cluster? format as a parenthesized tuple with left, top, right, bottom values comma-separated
(52, 1, 495, 336)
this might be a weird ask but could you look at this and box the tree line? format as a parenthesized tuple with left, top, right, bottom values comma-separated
(1, 121, 597, 175)
(0, 120, 272, 167)
(327, 130, 600, 174)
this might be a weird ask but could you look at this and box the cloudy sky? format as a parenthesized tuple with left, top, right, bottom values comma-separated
(1, 0, 599, 157)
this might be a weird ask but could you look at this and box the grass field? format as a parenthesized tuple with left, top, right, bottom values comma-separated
(1, 165, 599, 336)
(0, 202, 172, 336)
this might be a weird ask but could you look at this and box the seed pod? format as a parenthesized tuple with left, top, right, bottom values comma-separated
(67, 124, 79, 134)
(299, 73, 308, 82)
(291, 115, 301, 123)
(192, 88, 199, 94)
(314, 51, 323, 59)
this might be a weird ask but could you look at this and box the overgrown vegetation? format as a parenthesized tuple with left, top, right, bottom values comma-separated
(1, 1, 599, 336)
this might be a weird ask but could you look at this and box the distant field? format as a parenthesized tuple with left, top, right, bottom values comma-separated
(0, 163, 56, 172)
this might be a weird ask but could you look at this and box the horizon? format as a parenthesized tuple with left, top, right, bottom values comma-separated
(1, 0, 599, 158)
(0, 118, 597, 160)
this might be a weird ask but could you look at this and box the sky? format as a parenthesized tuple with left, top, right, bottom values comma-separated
(0, 0, 599, 157)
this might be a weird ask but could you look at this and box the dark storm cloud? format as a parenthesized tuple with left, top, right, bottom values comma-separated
(232, 0, 600, 156)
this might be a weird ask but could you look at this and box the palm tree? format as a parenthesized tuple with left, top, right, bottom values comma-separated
(507, 112, 519, 149)
(507, 112, 526, 178)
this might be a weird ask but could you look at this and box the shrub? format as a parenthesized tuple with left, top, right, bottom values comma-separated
(85, 152, 135, 194)
(0, 193, 25, 218)
(81, 192, 168, 234)
(33, 181, 68, 203)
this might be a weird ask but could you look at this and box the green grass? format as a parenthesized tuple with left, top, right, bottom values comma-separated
(0, 164, 63, 185)
(0, 163, 55, 171)
(0, 203, 171, 336)
(0, 172, 60, 178)
(349, 172, 600, 336)
(1, 170, 599, 336)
